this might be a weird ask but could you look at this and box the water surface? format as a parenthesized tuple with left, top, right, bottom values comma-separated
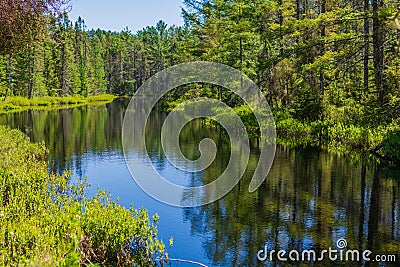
(1, 99, 399, 266)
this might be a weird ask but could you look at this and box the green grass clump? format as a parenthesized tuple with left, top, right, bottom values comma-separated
(0, 125, 165, 266)
(86, 94, 116, 103)
(0, 94, 116, 114)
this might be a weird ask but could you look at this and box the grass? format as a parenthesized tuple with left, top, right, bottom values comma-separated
(0, 94, 116, 114)
(273, 109, 400, 162)
(0, 125, 165, 266)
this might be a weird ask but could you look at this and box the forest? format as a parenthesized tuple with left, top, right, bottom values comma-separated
(1, 0, 400, 156)
(1, 0, 400, 266)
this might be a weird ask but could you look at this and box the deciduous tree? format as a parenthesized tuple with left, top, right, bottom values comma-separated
(0, 0, 70, 55)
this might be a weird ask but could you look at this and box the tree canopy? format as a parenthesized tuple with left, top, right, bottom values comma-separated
(0, 0, 70, 55)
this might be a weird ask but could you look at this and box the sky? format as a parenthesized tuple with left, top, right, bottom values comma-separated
(68, 0, 185, 33)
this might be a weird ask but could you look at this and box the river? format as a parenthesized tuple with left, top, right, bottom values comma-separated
(0, 99, 399, 266)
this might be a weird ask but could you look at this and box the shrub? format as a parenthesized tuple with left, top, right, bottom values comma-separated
(381, 129, 400, 160)
(0, 125, 165, 266)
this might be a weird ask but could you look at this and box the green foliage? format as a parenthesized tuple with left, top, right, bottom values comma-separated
(0, 94, 115, 114)
(179, 0, 400, 154)
(2, 0, 400, 155)
(273, 107, 395, 153)
(326, 122, 372, 149)
(0, 0, 70, 56)
(381, 129, 400, 160)
(0, 56, 8, 96)
(233, 106, 259, 135)
(275, 112, 314, 146)
(0, 125, 165, 266)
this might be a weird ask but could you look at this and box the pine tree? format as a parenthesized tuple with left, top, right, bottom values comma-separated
(0, 56, 7, 98)
(90, 36, 107, 95)
(31, 44, 47, 97)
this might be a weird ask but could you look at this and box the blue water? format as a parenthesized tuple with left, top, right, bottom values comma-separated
(1, 101, 399, 267)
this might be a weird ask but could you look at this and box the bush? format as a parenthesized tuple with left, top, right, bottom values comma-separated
(381, 129, 400, 160)
(327, 122, 371, 149)
(273, 109, 376, 150)
(0, 125, 165, 266)
(275, 115, 314, 146)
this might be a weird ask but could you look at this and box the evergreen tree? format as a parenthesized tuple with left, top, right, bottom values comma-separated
(0, 57, 7, 97)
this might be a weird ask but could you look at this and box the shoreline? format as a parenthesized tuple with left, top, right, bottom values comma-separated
(1, 95, 398, 163)
(0, 94, 116, 114)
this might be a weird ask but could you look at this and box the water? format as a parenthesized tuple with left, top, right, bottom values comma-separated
(1, 99, 399, 266)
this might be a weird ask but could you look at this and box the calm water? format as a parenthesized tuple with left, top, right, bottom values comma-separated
(1, 99, 399, 267)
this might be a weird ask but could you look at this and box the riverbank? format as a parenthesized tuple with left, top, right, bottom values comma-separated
(2, 94, 398, 162)
(0, 94, 116, 114)
(164, 99, 400, 162)
(0, 125, 165, 266)
(274, 109, 400, 162)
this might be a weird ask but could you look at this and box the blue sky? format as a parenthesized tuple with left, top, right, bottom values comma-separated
(69, 0, 185, 32)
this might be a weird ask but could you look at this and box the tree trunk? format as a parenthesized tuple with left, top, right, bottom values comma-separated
(61, 42, 66, 96)
(278, 0, 284, 59)
(120, 50, 124, 85)
(320, 0, 326, 93)
(28, 46, 34, 99)
(239, 36, 243, 68)
(364, 0, 370, 93)
(372, 0, 385, 103)
(295, 0, 300, 20)
(5, 55, 11, 99)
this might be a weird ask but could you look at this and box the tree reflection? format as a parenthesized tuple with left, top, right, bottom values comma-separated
(0, 104, 398, 266)
(183, 145, 400, 266)
(0, 98, 129, 174)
